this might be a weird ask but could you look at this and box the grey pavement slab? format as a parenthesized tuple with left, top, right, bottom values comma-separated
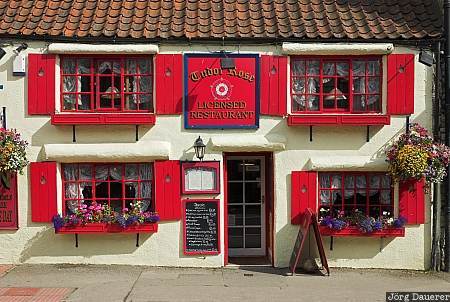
(0, 264, 448, 302)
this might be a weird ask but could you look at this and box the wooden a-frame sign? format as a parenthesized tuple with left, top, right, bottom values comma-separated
(289, 208, 329, 276)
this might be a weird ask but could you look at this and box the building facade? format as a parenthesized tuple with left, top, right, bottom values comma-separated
(0, 0, 443, 270)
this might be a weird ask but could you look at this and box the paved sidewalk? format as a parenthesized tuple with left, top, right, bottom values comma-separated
(0, 265, 13, 277)
(0, 264, 448, 302)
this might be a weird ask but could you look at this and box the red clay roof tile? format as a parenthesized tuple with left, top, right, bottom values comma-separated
(0, 0, 442, 40)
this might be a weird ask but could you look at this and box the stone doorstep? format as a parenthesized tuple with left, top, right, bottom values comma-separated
(0, 288, 74, 302)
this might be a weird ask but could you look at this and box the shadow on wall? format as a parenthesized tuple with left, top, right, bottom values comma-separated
(371, 110, 432, 160)
(0, 52, 24, 82)
(31, 122, 156, 147)
(18, 226, 155, 261)
(265, 118, 380, 151)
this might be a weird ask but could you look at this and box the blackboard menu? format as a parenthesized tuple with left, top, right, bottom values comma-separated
(183, 199, 220, 255)
(289, 225, 305, 272)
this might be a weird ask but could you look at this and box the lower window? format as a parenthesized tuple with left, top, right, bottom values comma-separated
(62, 163, 153, 214)
(318, 172, 393, 219)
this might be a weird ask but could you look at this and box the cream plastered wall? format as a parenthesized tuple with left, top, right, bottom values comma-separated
(0, 42, 433, 270)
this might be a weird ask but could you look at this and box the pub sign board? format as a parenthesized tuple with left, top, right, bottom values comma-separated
(184, 54, 260, 129)
(0, 173, 18, 230)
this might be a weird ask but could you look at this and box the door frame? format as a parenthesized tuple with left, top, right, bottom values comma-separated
(223, 152, 274, 266)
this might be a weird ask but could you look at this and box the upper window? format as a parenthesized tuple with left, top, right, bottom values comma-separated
(291, 57, 382, 113)
(61, 57, 153, 112)
(318, 172, 393, 219)
(62, 163, 153, 214)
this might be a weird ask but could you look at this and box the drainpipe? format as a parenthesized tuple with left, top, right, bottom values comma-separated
(444, 0, 450, 272)
(432, 41, 442, 271)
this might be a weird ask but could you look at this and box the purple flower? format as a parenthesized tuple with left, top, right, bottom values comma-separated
(52, 214, 65, 231)
(116, 214, 126, 228)
(373, 219, 383, 231)
(320, 216, 334, 229)
(331, 219, 347, 230)
(144, 214, 160, 223)
(358, 217, 374, 233)
(126, 215, 139, 226)
(320, 216, 347, 230)
(393, 216, 407, 228)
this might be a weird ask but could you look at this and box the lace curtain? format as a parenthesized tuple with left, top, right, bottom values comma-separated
(62, 59, 91, 109)
(319, 174, 390, 205)
(64, 164, 152, 213)
(292, 60, 380, 110)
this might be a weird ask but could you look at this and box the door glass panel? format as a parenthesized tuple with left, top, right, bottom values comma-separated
(227, 157, 265, 256)
(229, 228, 243, 248)
(228, 183, 243, 204)
(245, 228, 261, 248)
(245, 205, 261, 225)
(244, 160, 261, 180)
(227, 160, 243, 180)
(245, 182, 261, 204)
(228, 205, 243, 226)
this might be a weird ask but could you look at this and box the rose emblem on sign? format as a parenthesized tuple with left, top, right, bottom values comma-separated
(211, 78, 233, 100)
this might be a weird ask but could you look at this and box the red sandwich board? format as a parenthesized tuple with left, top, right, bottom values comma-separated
(289, 208, 329, 276)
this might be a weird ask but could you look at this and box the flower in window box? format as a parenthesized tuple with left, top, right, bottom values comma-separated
(52, 214, 65, 231)
(52, 199, 159, 231)
(319, 216, 347, 231)
(318, 207, 406, 234)
(391, 216, 407, 228)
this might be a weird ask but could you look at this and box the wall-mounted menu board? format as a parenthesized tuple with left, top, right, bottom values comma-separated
(183, 199, 220, 255)
(181, 161, 220, 194)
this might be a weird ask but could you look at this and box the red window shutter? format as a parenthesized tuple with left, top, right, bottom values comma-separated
(155, 54, 183, 115)
(291, 171, 317, 225)
(399, 178, 425, 224)
(30, 162, 57, 222)
(260, 55, 287, 116)
(27, 54, 56, 115)
(387, 54, 415, 115)
(154, 160, 181, 220)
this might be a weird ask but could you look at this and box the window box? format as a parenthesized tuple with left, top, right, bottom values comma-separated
(55, 222, 158, 234)
(319, 226, 405, 237)
(287, 114, 391, 126)
(55, 223, 106, 234)
(107, 223, 158, 233)
(51, 113, 155, 125)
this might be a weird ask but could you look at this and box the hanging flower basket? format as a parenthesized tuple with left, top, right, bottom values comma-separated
(0, 129, 28, 188)
(386, 124, 450, 186)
